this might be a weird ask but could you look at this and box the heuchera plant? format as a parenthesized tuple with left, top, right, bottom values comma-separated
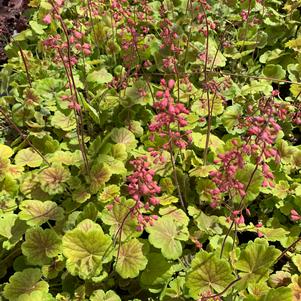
(0, 0, 301, 300)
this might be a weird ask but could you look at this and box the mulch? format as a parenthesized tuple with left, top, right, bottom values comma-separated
(0, 0, 28, 64)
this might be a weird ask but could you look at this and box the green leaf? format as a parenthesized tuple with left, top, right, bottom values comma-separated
(87, 69, 113, 84)
(162, 277, 185, 300)
(221, 104, 243, 134)
(140, 253, 173, 288)
(101, 198, 139, 241)
(235, 239, 281, 288)
(292, 254, 301, 273)
(186, 250, 235, 299)
(262, 64, 286, 80)
(271, 180, 290, 199)
(19, 200, 64, 226)
(90, 290, 121, 301)
(146, 216, 188, 260)
(90, 162, 112, 194)
(111, 128, 137, 150)
(15, 148, 43, 168)
(234, 164, 264, 203)
(115, 238, 147, 278)
(39, 164, 71, 195)
(21, 228, 62, 265)
(50, 111, 76, 131)
(241, 80, 273, 96)
(188, 206, 222, 235)
(3, 268, 49, 301)
(29, 21, 46, 35)
(191, 95, 224, 117)
(0, 213, 18, 238)
(262, 287, 293, 301)
(62, 219, 112, 279)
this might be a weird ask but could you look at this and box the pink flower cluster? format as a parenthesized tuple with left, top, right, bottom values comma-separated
(127, 156, 160, 230)
(209, 143, 246, 207)
(149, 79, 191, 150)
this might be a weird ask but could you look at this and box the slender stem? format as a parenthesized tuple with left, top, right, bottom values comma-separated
(277, 236, 301, 262)
(18, 45, 32, 88)
(0, 107, 50, 166)
(169, 141, 187, 213)
(200, 277, 241, 300)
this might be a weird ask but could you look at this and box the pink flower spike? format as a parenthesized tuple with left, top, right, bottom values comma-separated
(43, 14, 52, 25)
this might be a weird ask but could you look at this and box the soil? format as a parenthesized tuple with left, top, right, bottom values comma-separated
(0, 0, 28, 64)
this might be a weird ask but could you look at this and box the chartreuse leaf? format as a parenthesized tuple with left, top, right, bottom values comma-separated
(0, 144, 14, 159)
(21, 227, 62, 265)
(62, 219, 112, 279)
(115, 238, 147, 278)
(146, 216, 189, 260)
(235, 239, 281, 289)
(98, 185, 120, 203)
(101, 198, 139, 241)
(15, 148, 43, 167)
(191, 133, 224, 151)
(50, 110, 76, 131)
(234, 164, 264, 203)
(0, 213, 18, 238)
(191, 95, 224, 117)
(3, 268, 49, 301)
(292, 254, 301, 273)
(186, 250, 235, 299)
(39, 164, 71, 195)
(19, 200, 64, 226)
(90, 290, 121, 301)
(140, 253, 173, 288)
(111, 128, 137, 150)
(290, 275, 301, 301)
(89, 162, 112, 194)
(87, 69, 113, 84)
(159, 206, 189, 227)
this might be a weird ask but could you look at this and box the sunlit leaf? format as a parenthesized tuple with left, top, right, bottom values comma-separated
(89, 162, 112, 194)
(111, 128, 137, 150)
(19, 200, 64, 226)
(50, 111, 76, 131)
(186, 250, 235, 299)
(235, 239, 281, 288)
(39, 164, 71, 195)
(146, 216, 189, 260)
(115, 238, 147, 278)
(101, 198, 138, 241)
(90, 290, 121, 301)
(87, 69, 113, 84)
(15, 148, 43, 167)
(62, 219, 112, 279)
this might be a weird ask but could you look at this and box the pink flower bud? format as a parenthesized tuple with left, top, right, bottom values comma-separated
(43, 14, 52, 25)
(168, 79, 175, 89)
